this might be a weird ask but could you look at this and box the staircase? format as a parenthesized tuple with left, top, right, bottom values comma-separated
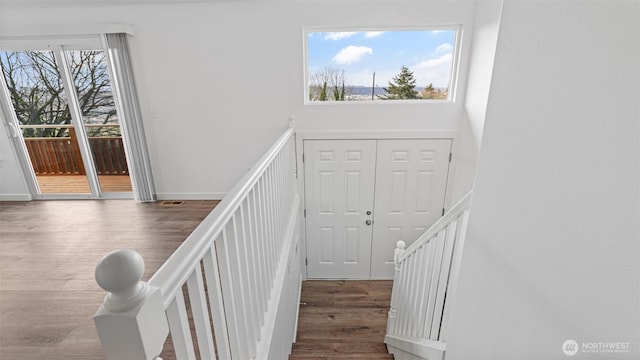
(91, 125, 472, 359)
(385, 192, 472, 360)
(290, 280, 393, 359)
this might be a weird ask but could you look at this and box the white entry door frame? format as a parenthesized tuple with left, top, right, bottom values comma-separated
(298, 133, 453, 279)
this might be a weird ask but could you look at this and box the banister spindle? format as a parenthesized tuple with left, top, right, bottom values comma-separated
(94, 249, 169, 360)
(387, 240, 406, 334)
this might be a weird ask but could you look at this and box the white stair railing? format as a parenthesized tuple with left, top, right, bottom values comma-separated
(385, 192, 472, 360)
(93, 125, 300, 360)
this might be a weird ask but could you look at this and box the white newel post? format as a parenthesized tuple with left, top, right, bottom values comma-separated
(94, 249, 169, 360)
(288, 115, 296, 129)
(387, 240, 406, 334)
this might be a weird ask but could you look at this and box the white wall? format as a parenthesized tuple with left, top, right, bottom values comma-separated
(0, 121, 31, 200)
(267, 201, 303, 359)
(0, 0, 480, 200)
(449, 0, 501, 203)
(447, 1, 640, 359)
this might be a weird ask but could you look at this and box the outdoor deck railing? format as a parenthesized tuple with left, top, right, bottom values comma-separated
(20, 124, 128, 175)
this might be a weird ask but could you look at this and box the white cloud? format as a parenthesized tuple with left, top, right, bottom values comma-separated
(435, 43, 452, 53)
(411, 53, 454, 87)
(414, 53, 452, 69)
(364, 31, 386, 38)
(324, 32, 358, 41)
(333, 46, 373, 65)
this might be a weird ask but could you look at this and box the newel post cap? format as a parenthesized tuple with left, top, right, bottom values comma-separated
(94, 249, 169, 360)
(96, 249, 149, 312)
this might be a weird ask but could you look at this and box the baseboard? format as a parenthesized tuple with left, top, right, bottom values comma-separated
(0, 193, 33, 201)
(155, 192, 227, 201)
(385, 335, 446, 360)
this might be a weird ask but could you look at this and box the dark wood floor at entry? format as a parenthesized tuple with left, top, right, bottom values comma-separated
(291, 280, 394, 359)
(0, 199, 218, 360)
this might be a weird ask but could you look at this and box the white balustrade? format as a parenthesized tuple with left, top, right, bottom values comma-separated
(95, 125, 300, 359)
(385, 192, 472, 360)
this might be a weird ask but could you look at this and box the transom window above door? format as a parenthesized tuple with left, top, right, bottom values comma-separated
(305, 28, 460, 103)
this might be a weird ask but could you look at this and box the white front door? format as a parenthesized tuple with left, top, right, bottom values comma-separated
(304, 140, 377, 279)
(304, 139, 452, 279)
(370, 139, 452, 278)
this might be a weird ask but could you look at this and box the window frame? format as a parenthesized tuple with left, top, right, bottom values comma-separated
(303, 25, 463, 105)
(0, 33, 153, 200)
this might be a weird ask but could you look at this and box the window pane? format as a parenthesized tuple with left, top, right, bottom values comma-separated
(65, 50, 119, 136)
(0, 50, 91, 193)
(0, 51, 71, 137)
(65, 50, 132, 192)
(306, 29, 457, 102)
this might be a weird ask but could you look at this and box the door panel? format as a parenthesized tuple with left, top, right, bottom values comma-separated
(305, 140, 376, 279)
(370, 139, 452, 279)
(64, 50, 132, 193)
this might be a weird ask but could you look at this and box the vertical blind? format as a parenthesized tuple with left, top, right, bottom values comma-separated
(102, 33, 156, 202)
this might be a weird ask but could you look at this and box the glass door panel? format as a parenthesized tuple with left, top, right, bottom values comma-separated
(1, 46, 133, 197)
(64, 50, 132, 193)
(0, 50, 91, 194)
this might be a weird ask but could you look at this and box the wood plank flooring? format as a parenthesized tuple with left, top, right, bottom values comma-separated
(0, 199, 218, 360)
(1, 200, 395, 359)
(36, 175, 133, 193)
(291, 280, 394, 359)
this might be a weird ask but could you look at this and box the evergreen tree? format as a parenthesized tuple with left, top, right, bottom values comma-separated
(332, 81, 346, 101)
(309, 66, 349, 101)
(319, 81, 328, 101)
(381, 66, 419, 100)
(421, 83, 436, 99)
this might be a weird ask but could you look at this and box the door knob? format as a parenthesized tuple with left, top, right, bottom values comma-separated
(366, 211, 372, 215)
(365, 219, 372, 226)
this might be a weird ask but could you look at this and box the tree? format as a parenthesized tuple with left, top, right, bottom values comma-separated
(0, 50, 117, 138)
(420, 82, 448, 100)
(381, 66, 419, 100)
(421, 83, 436, 99)
(309, 66, 349, 101)
(319, 81, 328, 101)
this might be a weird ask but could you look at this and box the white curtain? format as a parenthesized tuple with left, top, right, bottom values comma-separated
(101, 33, 156, 202)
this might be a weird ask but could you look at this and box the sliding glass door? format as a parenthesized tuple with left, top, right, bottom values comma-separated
(0, 38, 133, 198)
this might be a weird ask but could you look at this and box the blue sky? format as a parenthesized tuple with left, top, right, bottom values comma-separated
(307, 30, 456, 88)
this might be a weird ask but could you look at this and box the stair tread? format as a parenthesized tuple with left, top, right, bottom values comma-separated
(289, 355, 394, 359)
(292, 341, 389, 353)
(290, 281, 393, 359)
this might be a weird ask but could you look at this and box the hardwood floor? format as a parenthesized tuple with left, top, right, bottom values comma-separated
(1, 200, 394, 359)
(0, 199, 218, 360)
(36, 174, 133, 193)
(291, 280, 394, 359)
